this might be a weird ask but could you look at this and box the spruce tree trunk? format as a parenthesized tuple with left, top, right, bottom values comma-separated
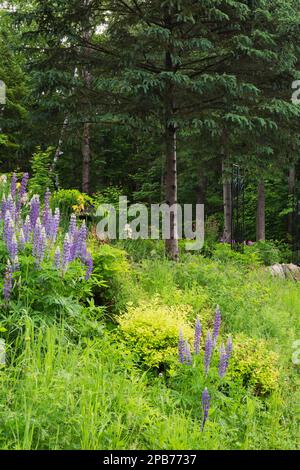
(222, 160, 232, 242)
(288, 166, 295, 237)
(256, 178, 265, 241)
(82, 121, 91, 194)
(164, 48, 179, 261)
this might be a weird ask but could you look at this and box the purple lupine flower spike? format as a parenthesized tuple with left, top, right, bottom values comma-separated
(54, 246, 61, 270)
(3, 260, 13, 301)
(226, 336, 233, 364)
(69, 214, 77, 238)
(9, 234, 18, 260)
(23, 215, 32, 242)
(218, 343, 228, 378)
(19, 172, 29, 200)
(204, 331, 213, 375)
(1, 194, 7, 218)
(201, 388, 211, 431)
(178, 329, 185, 364)
(19, 229, 25, 250)
(30, 195, 40, 228)
(84, 253, 93, 280)
(212, 305, 221, 347)
(37, 227, 47, 264)
(185, 340, 192, 365)
(194, 317, 202, 354)
(62, 234, 71, 271)
(33, 218, 42, 257)
(10, 172, 17, 198)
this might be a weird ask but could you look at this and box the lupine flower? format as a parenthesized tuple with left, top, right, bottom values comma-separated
(212, 305, 221, 347)
(19, 229, 25, 250)
(218, 343, 228, 378)
(23, 215, 32, 242)
(3, 260, 13, 301)
(84, 253, 93, 281)
(76, 221, 87, 259)
(178, 329, 185, 364)
(201, 388, 211, 431)
(19, 172, 29, 200)
(49, 208, 60, 242)
(62, 234, 71, 270)
(194, 317, 202, 354)
(33, 218, 42, 257)
(185, 340, 192, 365)
(36, 227, 47, 264)
(9, 234, 18, 260)
(54, 246, 61, 269)
(4, 211, 13, 244)
(226, 336, 233, 363)
(10, 172, 17, 198)
(6, 194, 14, 216)
(69, 214, 77, 238)
(204, 331, 213, 375)
(30, 195, 40, 228)
(69, 228, 79, 261)
(1, 194, 6, 218)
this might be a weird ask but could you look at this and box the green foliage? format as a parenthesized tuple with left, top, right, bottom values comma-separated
(229, 335, 280, 396)
(118, 298, 194, 371)
(29, 146, 55, 195)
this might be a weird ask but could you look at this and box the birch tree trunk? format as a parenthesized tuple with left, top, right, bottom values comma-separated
(256, 178, 265, 241)
(164, 49, 179, 261)
(288, 166, 295, 237)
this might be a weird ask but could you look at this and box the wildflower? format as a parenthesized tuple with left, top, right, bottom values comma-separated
(19, 172, 29, 200)
(19, 229, 25, 250)
(69, 214, 77, 238)
(1, 194, 6, 218)
(8, 234, 18, 260)
(54, 246, 61, 269)
(226, 336, 233, 363)
(194, 316, 202, 354)
(62, 234, 71, 270)
(201, 388, 211, 431)
(33, 218, 42, 257)
(23, 215, 32, 242)
(76, 221, 87, 259)
(3, 260, 13, 301)
(49, 208, 60, 243)
(204, 331, 213, 375)
(185, 340, 192, 365)
(84, 253, 93, 280)
(30, 195, 40, 228)
(36, 228, 47, 264)
(218, 343, 228, 379)
(178, 329, 185, 364)
(212, 305, 221, 347)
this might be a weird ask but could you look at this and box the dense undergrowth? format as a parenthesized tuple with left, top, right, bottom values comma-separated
(0, 176, 299, 450)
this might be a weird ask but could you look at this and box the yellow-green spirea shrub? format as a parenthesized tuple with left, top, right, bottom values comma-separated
(117, 298, 194, 371)
(228, 334, 279, 396)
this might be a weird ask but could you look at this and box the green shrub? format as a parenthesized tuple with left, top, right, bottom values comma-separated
(90, 244, 130, 314)
(50, 189, 93, 224)
(228, 334, 279, 396)
(117, 298, 194, 371)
